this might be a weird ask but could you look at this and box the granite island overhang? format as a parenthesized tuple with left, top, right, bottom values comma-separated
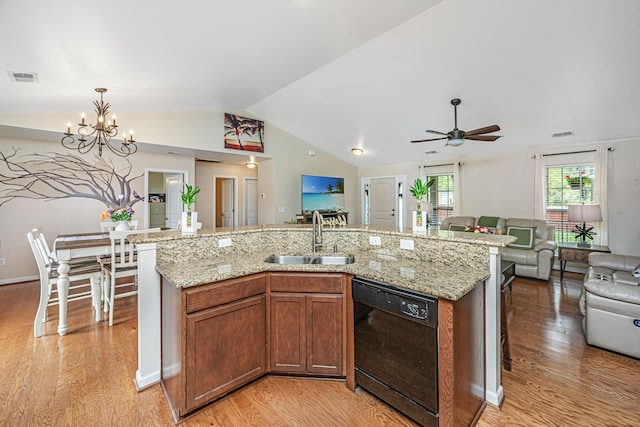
(128, 224, 515, 410)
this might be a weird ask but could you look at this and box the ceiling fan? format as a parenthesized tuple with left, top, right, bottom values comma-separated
(411, 98, 501, 147)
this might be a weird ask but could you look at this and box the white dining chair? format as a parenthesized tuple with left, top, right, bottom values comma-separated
(101, 228, 160, 326)
(27, 228, 103, 337)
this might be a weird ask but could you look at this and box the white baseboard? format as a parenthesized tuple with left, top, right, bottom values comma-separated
(0, 275, 38, 286)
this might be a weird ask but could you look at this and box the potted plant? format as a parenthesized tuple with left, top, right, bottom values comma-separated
(409, 178, 434, 231)
(181, 183, 201, 234)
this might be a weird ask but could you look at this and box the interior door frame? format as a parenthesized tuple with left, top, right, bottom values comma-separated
(143, 168, 189, 229)
(361, 175, 406, 228)
(213, 175, 238, 228)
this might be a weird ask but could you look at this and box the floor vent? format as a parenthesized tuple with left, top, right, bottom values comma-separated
(7, 71, 39, 83)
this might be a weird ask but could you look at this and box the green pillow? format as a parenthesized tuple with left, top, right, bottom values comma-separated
(478, 216, 500, 228)
(448, 224, 467, 232)
(507, 226, 537, 249)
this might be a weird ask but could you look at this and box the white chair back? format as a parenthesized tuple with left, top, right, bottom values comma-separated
(27, 228, 103, 337)
(103, 228, 160, 326)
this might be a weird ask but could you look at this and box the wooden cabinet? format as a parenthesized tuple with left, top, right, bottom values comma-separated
(161, 271, 347, 422)
(161, 273, 267, 421)
(270, 272, 345, 376)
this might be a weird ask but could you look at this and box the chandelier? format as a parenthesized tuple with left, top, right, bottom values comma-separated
(61, 88, 137, 157)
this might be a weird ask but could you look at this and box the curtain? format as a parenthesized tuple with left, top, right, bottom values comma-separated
(533, 152, 545, 220)
(453, 161, 461, 216)
(594, 147, 609, 246)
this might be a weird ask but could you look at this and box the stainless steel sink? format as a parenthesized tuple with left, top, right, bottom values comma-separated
(310, 255, 355, 265)
(265, 254, 355, 265)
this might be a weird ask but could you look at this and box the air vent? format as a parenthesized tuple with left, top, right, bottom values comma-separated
(196, 158, 221, 163)
(552, 131, 574, 138)
(7, 71, 39, 83)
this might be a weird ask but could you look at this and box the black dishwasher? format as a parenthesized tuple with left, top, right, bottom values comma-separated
(353, 276, 438, 427)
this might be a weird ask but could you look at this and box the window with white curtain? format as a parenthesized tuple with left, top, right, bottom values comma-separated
(534, 148, 609, 246)
(422, 163, 460, 229)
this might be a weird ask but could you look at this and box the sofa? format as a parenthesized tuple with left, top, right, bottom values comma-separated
(440, 216, 557, 280)
(579, 252, 640, 358)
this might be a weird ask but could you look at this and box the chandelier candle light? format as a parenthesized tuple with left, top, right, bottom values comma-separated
(61, 88, 137, 157)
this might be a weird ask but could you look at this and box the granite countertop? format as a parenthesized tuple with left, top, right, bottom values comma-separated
(156, 249, 490, 301)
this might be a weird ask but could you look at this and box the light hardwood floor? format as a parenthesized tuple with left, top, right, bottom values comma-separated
(1, 271, 638, 426)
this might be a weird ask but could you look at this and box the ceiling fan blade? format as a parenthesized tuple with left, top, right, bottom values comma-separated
(464, 125, 501, 136)
(425, 129, 450, 136)
(465, 134, 502, 142)
(411, 136, 448, 143)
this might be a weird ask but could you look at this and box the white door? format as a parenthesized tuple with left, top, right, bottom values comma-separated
(221, 178, 235, 227)
(166, 174, 183, 229)
(245, 178, 258, 225)
(370, 177, 396, 227)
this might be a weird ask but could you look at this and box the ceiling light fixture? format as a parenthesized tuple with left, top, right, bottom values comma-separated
(351, 147, 363, 156)
(245, 162, 257, 169)
(61, 88, 137, 157)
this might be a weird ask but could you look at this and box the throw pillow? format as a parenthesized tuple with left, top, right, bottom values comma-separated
(507, 226, 537, 249)
(449, 224, 467, 232)
(477, 216, 500, 228)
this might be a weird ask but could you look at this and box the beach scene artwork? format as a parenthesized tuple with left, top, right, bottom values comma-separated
(224, 113, 265, 152)
(302, 175, 345, 212)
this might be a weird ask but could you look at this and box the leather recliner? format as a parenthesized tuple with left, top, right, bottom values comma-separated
(579, 252, 640, 358)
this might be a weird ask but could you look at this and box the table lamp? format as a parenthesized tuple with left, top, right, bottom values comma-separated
(567, 204, 602, 247)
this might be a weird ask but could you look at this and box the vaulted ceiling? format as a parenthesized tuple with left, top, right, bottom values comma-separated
(1, 0, 639, 166)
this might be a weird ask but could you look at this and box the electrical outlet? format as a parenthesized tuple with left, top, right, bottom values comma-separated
(218, 264, 232, 273)
(400, 239, 414, 250)
(278, 207, 285, 213)
(218, 238, 232, 248)
(0, 258, 5, 266)
(369, 236, 381, 246)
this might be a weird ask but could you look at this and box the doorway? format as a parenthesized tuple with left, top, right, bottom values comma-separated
(214, 176, 238, 228)
(362, 175, 405, 228)
(144, 169, 188, 229)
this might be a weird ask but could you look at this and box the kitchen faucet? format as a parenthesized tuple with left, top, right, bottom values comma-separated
(312, 210, 323, 254)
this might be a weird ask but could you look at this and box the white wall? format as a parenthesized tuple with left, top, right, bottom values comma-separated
(259, 125, 359, 225)
(195, 161, 258, 228)
(359, 139, 640, 256)
(0, 112, 360, 282)
(0, 138, 195, 283)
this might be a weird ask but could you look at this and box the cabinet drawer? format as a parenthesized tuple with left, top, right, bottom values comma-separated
(185, 273, 266, 313)
(270, 272, 343, 293)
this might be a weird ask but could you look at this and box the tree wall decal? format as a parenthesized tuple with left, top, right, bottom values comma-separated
(0, 147, 144, 209)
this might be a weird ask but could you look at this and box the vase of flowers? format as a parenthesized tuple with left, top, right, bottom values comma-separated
(181, 183, 201, 234)
(409, 178, 434, 232)
(101, 206, 134, 231)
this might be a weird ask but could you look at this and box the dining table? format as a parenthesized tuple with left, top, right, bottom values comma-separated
(53, 232, 112, 335)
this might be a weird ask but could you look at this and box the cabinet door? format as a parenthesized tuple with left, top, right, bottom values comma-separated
(185, 294, 266, 412)
(270, 293, 306, 373)
(307, 294, 343, 376)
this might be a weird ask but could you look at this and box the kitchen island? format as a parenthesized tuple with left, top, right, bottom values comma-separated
(129, 225, 514, 423)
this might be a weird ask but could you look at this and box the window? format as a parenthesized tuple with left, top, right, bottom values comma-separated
(545, 163, 596, 243)
(426, 174, 454, 229)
